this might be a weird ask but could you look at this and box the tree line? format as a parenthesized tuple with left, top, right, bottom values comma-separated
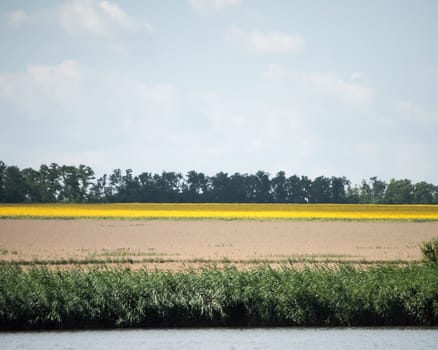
(0, 161, 437, 204)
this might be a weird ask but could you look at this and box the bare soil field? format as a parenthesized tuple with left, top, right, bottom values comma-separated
(1, 219, 437, 268)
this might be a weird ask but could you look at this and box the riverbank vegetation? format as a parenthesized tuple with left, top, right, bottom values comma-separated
(1, 264, 437, 330)
(421, 237, 438, 264)
(1, 161, 437, 204)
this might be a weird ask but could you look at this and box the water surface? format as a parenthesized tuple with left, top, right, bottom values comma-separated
(1, 328, 437, 350)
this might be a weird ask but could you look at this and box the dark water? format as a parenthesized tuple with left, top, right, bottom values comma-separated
(1, 328, 437, 350)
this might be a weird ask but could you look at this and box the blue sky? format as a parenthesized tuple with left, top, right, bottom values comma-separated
(1, 0, 437, 184)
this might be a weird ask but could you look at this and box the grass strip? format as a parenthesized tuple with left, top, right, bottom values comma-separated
(0, 257, 414, 266)
(1, 215, 438, 222)
(0, 264, 437, 330)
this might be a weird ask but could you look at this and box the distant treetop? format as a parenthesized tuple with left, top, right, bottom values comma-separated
(0, 161, 436, 204)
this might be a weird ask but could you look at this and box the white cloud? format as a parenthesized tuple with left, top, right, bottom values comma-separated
(393, 100, 438, 122)
(27, 60, 82, 82)
(251, 31, 304, 53)
(355, 143, 379, 157)
(351, 71, 367, 82)
(59, 1, 101, 36)
(0, 60, 178, 126)
(140, 84, 176, 105)
(4, 1, 151, 37)
(261, 63, 287, 80)
(264, 109, 302, 135)
(1, 60, 81, 99)
(262, 64, 374, 105)
(306, 72, 374, 105)
(25, 60, 82, 99)
(189, 0, 241, 14)
(0, 73, 24, 99)
(6, 10, 28, 27)
(193, 91, 248, 130)
(192, 90, 314, 162)
(226, 26, 304, 54)
(99, 1, 151, 31)
(0, 61, 199, 177)
(58, 0, 151, 37)
(0, 60, 87, 122)
(207, 111, 248, 129)
(100, 1, 127, 22)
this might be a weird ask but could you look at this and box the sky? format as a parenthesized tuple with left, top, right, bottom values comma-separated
(1, 0, 437, 185)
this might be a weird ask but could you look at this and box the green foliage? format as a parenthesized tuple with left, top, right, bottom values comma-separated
(0, 264, 437, 330)
(421, 238, 438, 264)
(385, 179, 414, 204)
(0, 160, 437, 203)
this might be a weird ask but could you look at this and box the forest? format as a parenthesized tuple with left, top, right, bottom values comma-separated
(0, 161, 437, 204)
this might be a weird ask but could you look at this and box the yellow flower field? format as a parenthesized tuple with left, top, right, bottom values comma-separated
(0, 203, 438, 221)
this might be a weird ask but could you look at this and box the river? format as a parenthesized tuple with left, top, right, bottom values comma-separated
(1, 328, 437, 350)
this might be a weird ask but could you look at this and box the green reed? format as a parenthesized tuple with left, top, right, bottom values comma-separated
(0, 264, 437, 330)
(421, 237, 438, 264)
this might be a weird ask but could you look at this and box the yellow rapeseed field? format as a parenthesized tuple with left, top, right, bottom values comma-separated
(0, 203, 437, 221)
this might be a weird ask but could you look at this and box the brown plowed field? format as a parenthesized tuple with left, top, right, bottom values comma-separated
(1, 220, 437, 268)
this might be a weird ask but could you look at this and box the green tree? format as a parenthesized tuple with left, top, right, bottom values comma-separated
(77, 164, 95, 202)
(245, 171, 272, 203)
(137, 172, 156, 202)
(154, 171, 183, 202)
(309, 176, 331, 203)
(291, 175, 312, 203)
(359, 179, 372, 203)
(59, 166, 81, 202)
(346, 184, 360, 203)
(183, 171, 209, 202)
(384, 179, 413, 204)
(254, 170, 272, 202)
(108, 169, 123, 201)
(110, 169, 142, 202)
(359, 177, 387, 203)
(0, 161, 6, 202)
(228, 173, 248, 202)
(21, 167, 42, 202)
(413, 181, 436, 204)
(370, 177, 387, 204)
(330, 176, 349, 203)
(39, 163, 63, 202)
(209, 172, 230, 202)
(119, 169, 141, 202)
(3, 166, 26, 202)
(88, 174, 107, 202)
(272, 171, 288, 203)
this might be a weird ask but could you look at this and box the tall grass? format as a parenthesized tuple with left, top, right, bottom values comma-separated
(0, 264, 437, 330)
(421, 237, 438, 264)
